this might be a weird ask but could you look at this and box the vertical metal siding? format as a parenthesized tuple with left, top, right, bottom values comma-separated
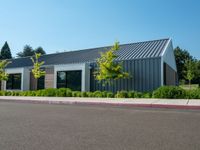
(90, 57, 161, 93)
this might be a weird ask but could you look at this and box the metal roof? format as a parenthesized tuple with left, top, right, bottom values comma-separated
(6, 38, 170, 68)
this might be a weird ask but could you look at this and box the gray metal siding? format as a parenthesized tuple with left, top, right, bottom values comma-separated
(90, 58, 161, 92)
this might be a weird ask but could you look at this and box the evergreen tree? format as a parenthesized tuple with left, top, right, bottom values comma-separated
(0, 41, 12, 59)
(17, 45, 35, 57)
(34, 47, 46, 55)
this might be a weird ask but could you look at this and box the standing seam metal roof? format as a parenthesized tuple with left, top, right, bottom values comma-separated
(6, 38, 170, 68)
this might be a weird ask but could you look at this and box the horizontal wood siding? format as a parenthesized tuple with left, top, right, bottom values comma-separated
(45, 67, 54, 89)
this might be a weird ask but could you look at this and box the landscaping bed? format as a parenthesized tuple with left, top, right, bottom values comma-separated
(0, 86, 200, 99)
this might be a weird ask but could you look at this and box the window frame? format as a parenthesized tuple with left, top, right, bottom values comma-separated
(6, 73, 22, 90)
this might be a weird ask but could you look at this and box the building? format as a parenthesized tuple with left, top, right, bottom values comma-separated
(1, 38, 177, 92)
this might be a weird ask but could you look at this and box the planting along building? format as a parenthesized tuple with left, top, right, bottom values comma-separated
(1, 38, 177, 92)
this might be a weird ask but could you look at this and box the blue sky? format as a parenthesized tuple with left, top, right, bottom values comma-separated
(0, 0, 200, 58)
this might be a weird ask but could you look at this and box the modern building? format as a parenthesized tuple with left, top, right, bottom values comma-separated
(1, 38, 177, 92)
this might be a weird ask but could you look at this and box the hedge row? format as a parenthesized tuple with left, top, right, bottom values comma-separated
(0, 86, 200, 99)
(0, 88, 147, 98)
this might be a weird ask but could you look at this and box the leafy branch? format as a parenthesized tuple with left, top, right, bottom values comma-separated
(95, 42, 129, 85)
(31, 53, 46, 79)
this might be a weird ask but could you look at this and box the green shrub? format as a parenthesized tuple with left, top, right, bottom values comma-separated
(115, 91, 128, 98)
(86, 92, 94, 97)
(93, 91, 103, 98)
(0, 91, 6, 96)
(186, 89, 200, 99)
(12, 91, 22, 96)
(35, 88, 56, 97)
(141, 92, 152, 98)
(66, 88, 72, 97)
(72, 91, 82, 97)
(35, 90, 44, 96)
(56, 88, 66, 97)
(128, 91, 135, 98)
(128, 91, 143, 98)
(101, 91, 108, 98)
(107, 92, 114, 98)
(81, 92, 88, 97)
(134, 92, 143, 98)
(5, 91, 12, 96)
(153, 86, 186, 99)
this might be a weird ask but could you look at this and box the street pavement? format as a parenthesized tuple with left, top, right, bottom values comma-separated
(0, 101, 200, 150)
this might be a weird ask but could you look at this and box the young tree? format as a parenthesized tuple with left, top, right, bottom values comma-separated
(0, 41, 12, 59)
(17, 45, 35, 57)
(174, 46, 193, 82)
(31, 53, 45, 79)
(184, 59, 196, 89)
(95, 42, 129, 85)
(34, 47, 46, 55)
(0, 60, 11, 81)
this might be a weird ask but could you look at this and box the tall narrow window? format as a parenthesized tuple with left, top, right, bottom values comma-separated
(6, 73, 22, 90)
(37, 76, 45, 90)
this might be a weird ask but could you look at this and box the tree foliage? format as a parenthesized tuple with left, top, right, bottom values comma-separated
(0, 60, 11, 81)
(174, 46, 200, 85)
(184, 59, 196, 88)
(17, 45, 46, 57)
(95, 42, 129, 84)
(0, 41, 12, 59)
(31, 53, 46, 79)
(35, 47, 46, 55)
(17, 45, 34, 57)
(174, 46, 193, 81)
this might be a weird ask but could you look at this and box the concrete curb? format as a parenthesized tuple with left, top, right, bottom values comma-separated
(0, 96, 200, 110)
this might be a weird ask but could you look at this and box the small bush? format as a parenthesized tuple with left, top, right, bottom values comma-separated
(81, 92, 88, 97)
(72, 91, 82, 97)
(107, 92, 114, 98)
(128, 91, 135, 98)
(86, 92, 94, 97)
(0, 91, 6, 96)
(54, 88, 72, 97)
(134, 92, 143, 98)
(5, 91, 12, 96)
(40, 88, 56, 97)
(93, 91, 103, 98)
(141, 92, 152, 98)
(128, 91, 143, 98)
(186, 89, 200, 99)
(115, 91, 128, 98)
(153, 86, 186, 99)
(56, 88, 66, 97)
(66, 88, 72, 97)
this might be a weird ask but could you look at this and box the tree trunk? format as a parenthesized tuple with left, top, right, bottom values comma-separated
(189, 80, 191, 90)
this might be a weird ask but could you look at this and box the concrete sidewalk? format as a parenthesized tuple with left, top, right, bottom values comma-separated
(0, 96, 200, 109)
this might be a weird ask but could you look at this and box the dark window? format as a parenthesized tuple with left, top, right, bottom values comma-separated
(164, 63, 166, 85)
(57, 70, 82, 91)
(37, 76, 45, 90)
(6, 74, 21, 90)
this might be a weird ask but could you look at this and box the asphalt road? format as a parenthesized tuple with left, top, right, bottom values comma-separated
(0, 102, 200, 150)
